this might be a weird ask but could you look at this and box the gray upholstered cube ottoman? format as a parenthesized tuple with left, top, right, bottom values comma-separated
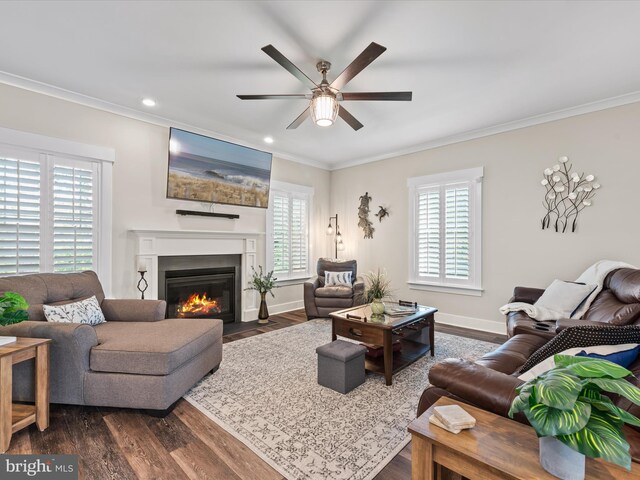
(316, 340, 367, 394)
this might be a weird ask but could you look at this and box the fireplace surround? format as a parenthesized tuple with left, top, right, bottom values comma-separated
(131, 229, 262, 322)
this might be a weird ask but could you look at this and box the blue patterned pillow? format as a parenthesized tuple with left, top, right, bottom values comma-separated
(576, 345, 640, 369)
(43, 295, 106, 326)
(325, 271, 353, 287)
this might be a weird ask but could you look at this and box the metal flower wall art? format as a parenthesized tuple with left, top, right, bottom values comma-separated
(541, 156, 600, 233)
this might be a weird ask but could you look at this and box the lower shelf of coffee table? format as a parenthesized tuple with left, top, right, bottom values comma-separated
(364, 338, 431, 376)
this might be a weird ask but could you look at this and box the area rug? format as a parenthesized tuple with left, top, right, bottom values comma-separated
(184, 319, 496, 480)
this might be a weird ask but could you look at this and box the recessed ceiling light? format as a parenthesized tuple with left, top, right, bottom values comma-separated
(142, 98, 156, 107)
(263, 136, 274, 144)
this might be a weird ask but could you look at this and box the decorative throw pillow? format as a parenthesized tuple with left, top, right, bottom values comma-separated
(43, 295, 106, 326)
(576, 344, 640, 369)
(518, 324, 640, 374)
(325, 271, 353, 287)
(518, 342, 639, 381)
(534, 280, 596, 318)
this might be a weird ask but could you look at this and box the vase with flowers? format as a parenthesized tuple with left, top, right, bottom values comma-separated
(245, 266, 278, 324)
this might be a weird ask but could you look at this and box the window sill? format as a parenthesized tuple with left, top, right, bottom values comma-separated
(407, 280, 483, 297)
(275, 275, 312, 286)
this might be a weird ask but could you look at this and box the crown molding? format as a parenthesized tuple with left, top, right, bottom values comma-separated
(3, 70, 640, 173)
(329, 90, 640, 171)
(0, 70, 330, 170)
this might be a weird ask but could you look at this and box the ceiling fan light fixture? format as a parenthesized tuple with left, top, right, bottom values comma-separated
(310, 93, 339, 127)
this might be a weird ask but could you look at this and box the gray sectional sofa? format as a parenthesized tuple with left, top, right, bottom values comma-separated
(0, 271, 222, 412)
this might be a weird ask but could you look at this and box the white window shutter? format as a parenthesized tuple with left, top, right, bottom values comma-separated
(272, 192, 290, 274)
(51, 159, 96, 272)
(290, 197, 308, 273)
(416, 188, 440, 278)
(0, 156, 41, 274)
(444, 183, 470, 280)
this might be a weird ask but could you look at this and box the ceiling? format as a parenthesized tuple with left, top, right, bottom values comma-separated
(1, 1, 640, 170)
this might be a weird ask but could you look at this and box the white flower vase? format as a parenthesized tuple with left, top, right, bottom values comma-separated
(370, 298, 385, 315)
(539, 437, 585, 480)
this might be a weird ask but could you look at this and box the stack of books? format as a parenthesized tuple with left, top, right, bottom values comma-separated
(0, 336, 17, 347)
(429, 404, 476, 434)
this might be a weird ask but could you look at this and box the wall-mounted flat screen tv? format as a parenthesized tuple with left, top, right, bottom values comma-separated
(167, 127, 272, 208)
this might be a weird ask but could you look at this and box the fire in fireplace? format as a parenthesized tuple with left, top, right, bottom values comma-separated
(177, 293, 222, 318)
(157, 254, 242, 324)
(165, 271, 234, 321)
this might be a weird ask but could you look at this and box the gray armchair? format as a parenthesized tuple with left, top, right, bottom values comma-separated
(304, 258, 365, 319)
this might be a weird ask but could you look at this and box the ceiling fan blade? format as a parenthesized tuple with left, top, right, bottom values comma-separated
(262, 45, 318, 90)
(237, 94, 312, 100)
(330, 42, 387, 91)
(341, 91, 412, 101)
(338, 105, 364, 131)
(286, 107, 310, 129)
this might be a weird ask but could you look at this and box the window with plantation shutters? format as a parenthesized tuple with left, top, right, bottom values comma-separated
(0, 145, 104, 278)
(408, 168, 483, 295)
(267, 181, 313, 281)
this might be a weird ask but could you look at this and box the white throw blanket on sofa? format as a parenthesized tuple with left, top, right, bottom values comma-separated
(499, 260, 636, 321)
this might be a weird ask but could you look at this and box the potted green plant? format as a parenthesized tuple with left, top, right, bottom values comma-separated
(363, 269, 392, 315)
(245, 266, 277, 324)
(0, 292, 29, 345)
(509, 354, 640, 479)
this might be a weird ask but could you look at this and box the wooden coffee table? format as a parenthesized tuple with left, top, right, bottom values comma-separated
(330, 303, 437, 386)
(409, 397, 640, 480)
(0, 337, 51, 453)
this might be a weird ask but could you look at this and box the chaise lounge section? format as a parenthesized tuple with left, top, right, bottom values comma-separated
(0, 271, 222, 411)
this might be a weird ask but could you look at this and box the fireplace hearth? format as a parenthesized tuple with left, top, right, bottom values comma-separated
(158, 255, 242, 324)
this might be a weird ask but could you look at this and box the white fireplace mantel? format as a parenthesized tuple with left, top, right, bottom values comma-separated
(129, 229, 264, 321)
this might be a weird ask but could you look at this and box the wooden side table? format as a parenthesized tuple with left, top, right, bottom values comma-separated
(409, 397, 640, 480)
(0, 337, 51, 453)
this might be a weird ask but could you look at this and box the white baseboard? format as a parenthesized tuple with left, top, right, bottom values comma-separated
(243, 308, 258, 322)
(269, 300, 304, 315)
(435, 312, 506, 335)
(242, 300, 304, 322)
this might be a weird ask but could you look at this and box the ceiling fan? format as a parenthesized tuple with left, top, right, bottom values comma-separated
(237, 42, 412, 131)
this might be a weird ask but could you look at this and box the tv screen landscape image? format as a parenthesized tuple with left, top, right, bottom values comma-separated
(167, 128, 273, 208)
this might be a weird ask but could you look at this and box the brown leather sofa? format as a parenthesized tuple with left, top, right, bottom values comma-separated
(418, 331, 640, 461)
(304, 258, 365, 319)
(506, 268, 640, 340)
(0, 271, 222, 412)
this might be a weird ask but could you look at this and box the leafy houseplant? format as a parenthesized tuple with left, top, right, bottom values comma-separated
(245, 266, 278, 323)
(0, 292, 29, 326)
(509, 354, 640, 477)
(363, 269, 392, 315)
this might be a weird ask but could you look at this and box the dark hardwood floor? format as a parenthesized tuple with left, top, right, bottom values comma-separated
(7, 309, 504, 479)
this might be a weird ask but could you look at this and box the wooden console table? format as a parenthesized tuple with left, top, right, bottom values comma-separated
(409, 397, 640, 480)
(0, 337, 51, 453)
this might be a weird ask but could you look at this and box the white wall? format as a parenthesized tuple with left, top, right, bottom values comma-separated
(330, 102, 640, 333)
(0, 83, 331, 314)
